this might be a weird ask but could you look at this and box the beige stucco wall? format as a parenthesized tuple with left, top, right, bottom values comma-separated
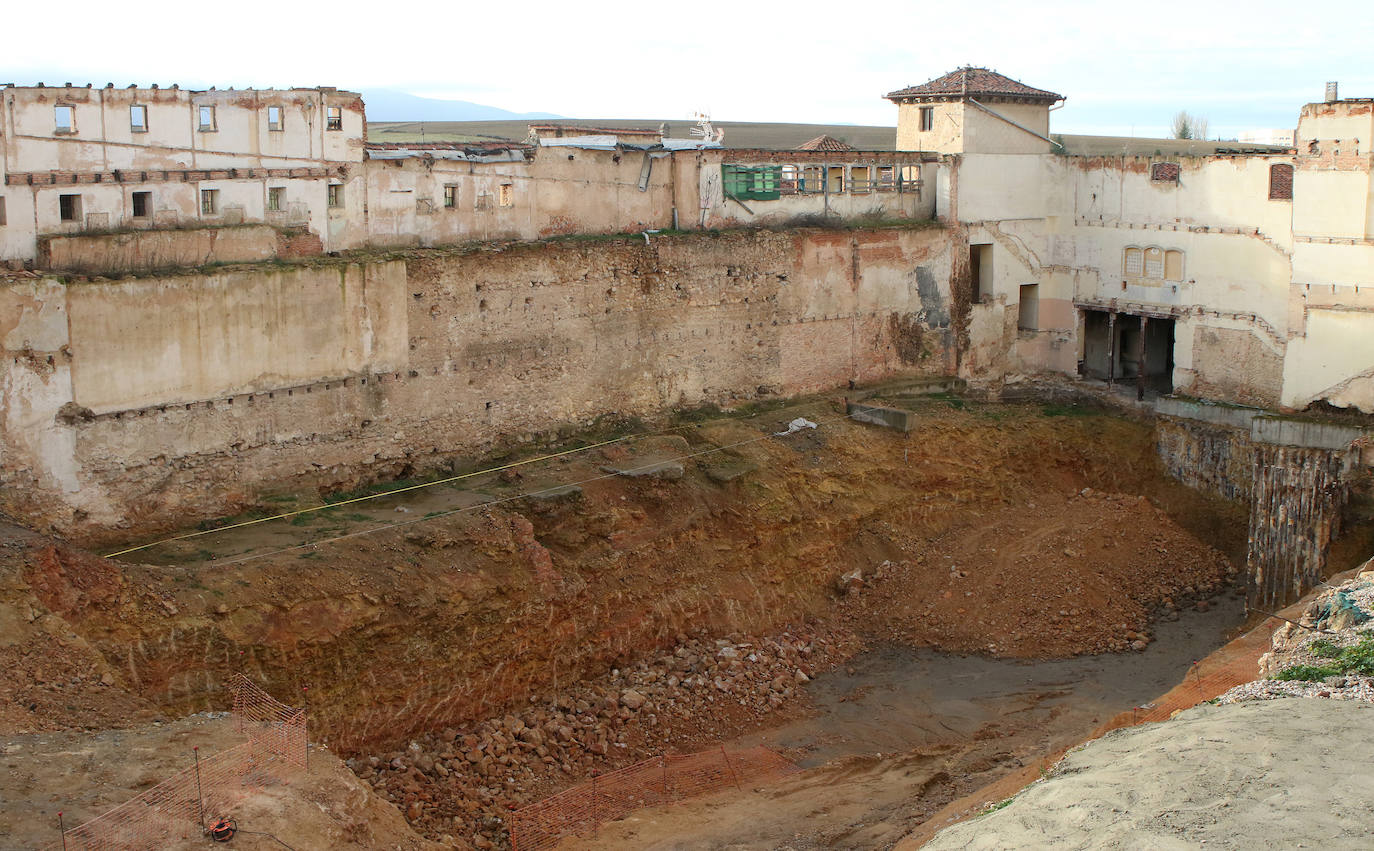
(63, 260, 407, 413)
(39, 224, 295, 273)
(0, 227, 958, 538)
(896, 100, 1051, 155)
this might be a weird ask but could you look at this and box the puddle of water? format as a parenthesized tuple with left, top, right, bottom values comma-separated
(748, 592, 1248, 767)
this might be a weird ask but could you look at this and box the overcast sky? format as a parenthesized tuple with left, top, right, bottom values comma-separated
(4, 0, 1370, 138)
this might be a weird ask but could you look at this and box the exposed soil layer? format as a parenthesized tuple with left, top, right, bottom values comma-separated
(563, 599, 1251, 851)
(0, 714, 438, 851)
(0, 397, 1272, 848)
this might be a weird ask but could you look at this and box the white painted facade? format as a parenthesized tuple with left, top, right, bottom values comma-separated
(891, 70, 1374, 414)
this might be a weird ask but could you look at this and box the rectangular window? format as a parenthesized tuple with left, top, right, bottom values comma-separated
(971, 244, 994, 303)
(267, 106, 283, 132)
(780, 165, 800, 194)
(899, 165, 923, 196)
(1150, 162, 1180, 183)
(1269, 163, 1294, 200)
(801, 165, 823, 194)
(721, 165, 781, 201)
(875, 166, 896, 191)
(267, 187, 285, 212)
(0, 197, 6, 226)
(59, 193, 82, 222)
(498, 184, 513, 207)
(198, 105, 216, 132)
(1018, 284, 1039, 331)
(327, 184, 342, 208)
(200, 188, 219, 215)
(55, 105, 75, 134)
(131, 191, 151, 218)
(827, 165, 844, 194)
(919, 106, 934, 132)
(443, 184, 458, 208)
(850, 166, 872, 194)
(130, 105, 148, 133)
(326, 106, 343, 131)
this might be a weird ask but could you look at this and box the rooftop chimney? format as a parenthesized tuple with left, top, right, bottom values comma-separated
(1325, 81, 1339, 103)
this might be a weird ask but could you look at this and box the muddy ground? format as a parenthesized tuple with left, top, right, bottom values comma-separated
(3, 393, 1344, 849)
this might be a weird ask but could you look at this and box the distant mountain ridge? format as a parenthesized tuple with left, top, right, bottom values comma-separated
(361, 89, 562, 122)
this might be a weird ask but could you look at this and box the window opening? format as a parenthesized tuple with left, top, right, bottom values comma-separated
(721, 165, 781, 201)
(1150, 162, 1180, 183)
(919, 106, 934, 132)
(1018, 284, 1039, 331)
(55, 105, 75, 133)
(198, 105, 216, 132)
(59, 194, 82, 222)
(326, 106, 343, 131)
(131, 191, 151, 218)
(327, 184, 343, 208)
(850, 166, 872, 194)
(130, 105, 147, 133)
(971, 244, 994, 303)
(267, 187, 286, 212)
(444, 184, 458, 208)
(200, 189, 219, 215)
(267, 106, 283, 131)
(1268, 163, 1294, 200)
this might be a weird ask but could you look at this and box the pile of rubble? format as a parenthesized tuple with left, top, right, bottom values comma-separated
(348, 628, 858, 849)
(1219, 566, 1374, 707)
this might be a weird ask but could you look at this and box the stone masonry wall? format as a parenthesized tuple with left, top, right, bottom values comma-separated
(0, 226, 955, 543)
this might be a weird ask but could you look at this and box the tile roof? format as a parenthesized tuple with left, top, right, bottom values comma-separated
(886, 67, 1063, 103)
(797, 134, 856, 151)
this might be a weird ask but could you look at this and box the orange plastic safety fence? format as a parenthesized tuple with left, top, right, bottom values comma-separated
(44, 675, 306, 851)
(509, 745, 799, 851)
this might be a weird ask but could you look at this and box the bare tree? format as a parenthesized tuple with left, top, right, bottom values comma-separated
(1172, 111, 1210, 140)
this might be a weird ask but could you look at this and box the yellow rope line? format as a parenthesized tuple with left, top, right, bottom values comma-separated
(211, 409, 850, 567)
(102, 435, 630, 558)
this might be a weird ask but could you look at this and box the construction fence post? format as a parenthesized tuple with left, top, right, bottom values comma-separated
(721, 746, 742, 792)
(193, 746, 206, 833)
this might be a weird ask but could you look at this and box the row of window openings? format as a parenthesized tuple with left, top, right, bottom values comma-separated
(1148, 161, 1294, 201)
(49, 186, 342, 223)
(433, 185, 513, 210)
(722, 165, 921, 200)
(53, 104, 344, 134)
(1123, 247, 1185, 281)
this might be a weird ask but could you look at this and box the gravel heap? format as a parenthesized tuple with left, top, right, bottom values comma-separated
(1219, 568, 1374, 707)
(348, 628, 858, 849)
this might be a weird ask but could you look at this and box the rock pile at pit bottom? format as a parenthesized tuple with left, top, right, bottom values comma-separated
(349, 629, 857, 850)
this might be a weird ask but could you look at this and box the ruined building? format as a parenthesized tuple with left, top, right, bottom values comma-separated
(1, 69, 1371, 604)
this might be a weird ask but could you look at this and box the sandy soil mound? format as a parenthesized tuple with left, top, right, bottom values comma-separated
(922, 698, 1374, 850)
(845, 488, 1237, 657)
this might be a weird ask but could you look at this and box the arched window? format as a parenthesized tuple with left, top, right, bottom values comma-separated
(1269, 163, 1294, 200)
(1123, 247, 1143, 277)
(1164, 250, 1184, 281)
(1143, 247, 1165, 279)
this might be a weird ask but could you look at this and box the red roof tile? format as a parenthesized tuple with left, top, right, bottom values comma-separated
(885, 67, 1063, 103)
(798, 134, 856, 151)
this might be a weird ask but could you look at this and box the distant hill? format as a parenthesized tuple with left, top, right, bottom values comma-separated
(361, 90, 562, 123)
(367, 118, 901, 150)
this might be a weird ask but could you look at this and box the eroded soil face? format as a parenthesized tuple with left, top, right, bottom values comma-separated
(0, 397, 1260, 848)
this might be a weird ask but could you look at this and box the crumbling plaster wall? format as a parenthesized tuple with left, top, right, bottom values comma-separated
(363, 148, 672, 247)
(953, 151, 1308, 407)
(0, 226, 955, 541)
